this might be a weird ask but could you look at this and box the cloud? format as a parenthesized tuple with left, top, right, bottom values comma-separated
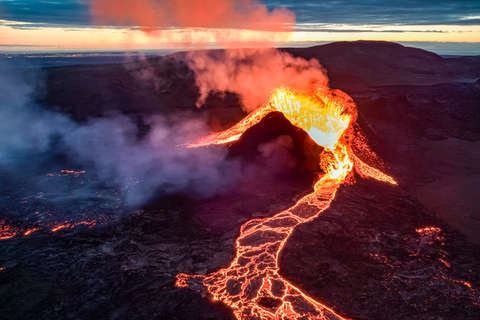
(283, 0, 480, 26)
(0, 0, 91, 26)
(293, 23, 447, 33)
(91, 0, 295, 30)
(1, 0, 479, 33)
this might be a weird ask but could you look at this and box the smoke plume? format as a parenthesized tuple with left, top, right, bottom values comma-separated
(90, 0, 328, 112)
(91, 0, 295, 44)
(0, 64, 240, 216)
(62, 114, 240, 207)
(185, 48, 329, 112)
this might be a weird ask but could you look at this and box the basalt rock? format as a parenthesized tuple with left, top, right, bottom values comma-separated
(2, 41, 480, 320)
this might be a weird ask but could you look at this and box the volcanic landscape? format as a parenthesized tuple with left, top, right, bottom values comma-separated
(1, 41, 480, 320)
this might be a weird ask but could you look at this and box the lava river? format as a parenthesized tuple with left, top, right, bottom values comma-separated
(176, 87, 396, 319)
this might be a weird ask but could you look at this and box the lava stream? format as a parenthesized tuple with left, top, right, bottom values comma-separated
(177, 87, 396, 319)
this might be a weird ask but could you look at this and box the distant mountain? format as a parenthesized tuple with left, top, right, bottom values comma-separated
(38, 41, 480, 118)
(285, 40, 480, 89)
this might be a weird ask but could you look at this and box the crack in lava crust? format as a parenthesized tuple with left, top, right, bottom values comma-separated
(176, 87, 396, 319)
(178, 179, 345, 319)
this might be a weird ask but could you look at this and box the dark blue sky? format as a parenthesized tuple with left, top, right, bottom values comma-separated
(1, 0, 480, 28)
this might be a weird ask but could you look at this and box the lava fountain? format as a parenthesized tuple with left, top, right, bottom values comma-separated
(176, 87, 396, 319)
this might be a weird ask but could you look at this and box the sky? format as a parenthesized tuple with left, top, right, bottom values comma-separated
(0, 0, 479, 54)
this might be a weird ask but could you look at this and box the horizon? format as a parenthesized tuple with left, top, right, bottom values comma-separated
(1, 1, 479, 56)
(1, 41, 479, 57)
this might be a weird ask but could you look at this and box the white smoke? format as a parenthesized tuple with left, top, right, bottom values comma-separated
(0, 47, 323, 223)
(63, 114, 240, 206)
(0, 67, 72, 166)
(0, 62, 240, 210)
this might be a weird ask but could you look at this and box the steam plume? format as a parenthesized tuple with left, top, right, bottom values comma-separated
(62, 114, 240, 207)
(185, 48, 329, 112)
(0, 65, 240, 213)
(90, 1, 327, 112)
(90, 0, 295, 44)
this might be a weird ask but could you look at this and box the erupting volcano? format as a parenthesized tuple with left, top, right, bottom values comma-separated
(177, 86, 396, 319)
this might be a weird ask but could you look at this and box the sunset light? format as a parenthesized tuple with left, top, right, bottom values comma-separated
(1, 1, 479, 54)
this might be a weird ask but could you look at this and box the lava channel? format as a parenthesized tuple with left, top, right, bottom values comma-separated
(176, 87, 396, 319)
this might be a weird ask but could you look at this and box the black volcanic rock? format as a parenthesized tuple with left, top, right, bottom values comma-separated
(37, 55, 199, 119)
(227, 111, 322, 172)
(280, 178, 480, 320)
(36, 41, 480, 119)
(475, 78, 480, 89)
(3, 41, 480, 320)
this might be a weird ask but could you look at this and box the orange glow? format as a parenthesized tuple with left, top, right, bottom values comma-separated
(177, 87, 396, 319)
(51, 224, 69, 232)
(351, 153, 397, 185)
(0, 220, 20, 240)
(2, 20, 480, 52)
(23, 228, 40, 236)
(60, 170, 86, 177)
(90, 0, 295, 47)
(0, 23, 293, 51)
(0, 169, 102, 240)
(51, 220, 97, 232)
(187, 103, 277, 147)
(91, 0, 295, 33)
(416, 227, 442, 235)
(1, 219, 99, 239)
(290, 24, 480, 44)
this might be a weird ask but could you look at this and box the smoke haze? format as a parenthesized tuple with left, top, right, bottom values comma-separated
(62, 114, 240, 207)
(1, 0, 329, 226)
(91, 0, 295, 44)
(89, 0, 329, 112)
(185, 48, 329, 112)
(0, 64, 241, 225)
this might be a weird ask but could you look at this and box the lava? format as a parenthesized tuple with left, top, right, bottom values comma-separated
(0, 220, 20, 240)
(23, 228, 40, 236)
(0, 168, 110, 240)
(60, 170, 86, 177)
(369, 226, 480, 308)
(177, 87, 397, 319)
(0, 219, 98, 239)
(50, 220, 97, 232)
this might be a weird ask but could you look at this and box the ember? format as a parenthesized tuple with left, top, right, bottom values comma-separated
(178, 87, 396, 319)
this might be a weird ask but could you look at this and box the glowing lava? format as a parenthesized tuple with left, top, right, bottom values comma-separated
(177, 87, 397, 319)
(0, 220, 19, 240)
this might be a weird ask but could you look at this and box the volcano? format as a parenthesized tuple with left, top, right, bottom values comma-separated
(1, 41, 480, 320)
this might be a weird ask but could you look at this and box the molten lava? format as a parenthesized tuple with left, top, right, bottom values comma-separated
(178, 87, 397, 319)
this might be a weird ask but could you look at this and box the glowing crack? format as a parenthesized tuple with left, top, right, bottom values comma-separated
(177, 87, 396, 319)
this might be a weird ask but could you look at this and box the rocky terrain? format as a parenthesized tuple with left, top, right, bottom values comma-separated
(1, 41, 480, 319)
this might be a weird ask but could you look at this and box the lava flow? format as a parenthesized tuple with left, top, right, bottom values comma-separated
(177, 87, 396, 319)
